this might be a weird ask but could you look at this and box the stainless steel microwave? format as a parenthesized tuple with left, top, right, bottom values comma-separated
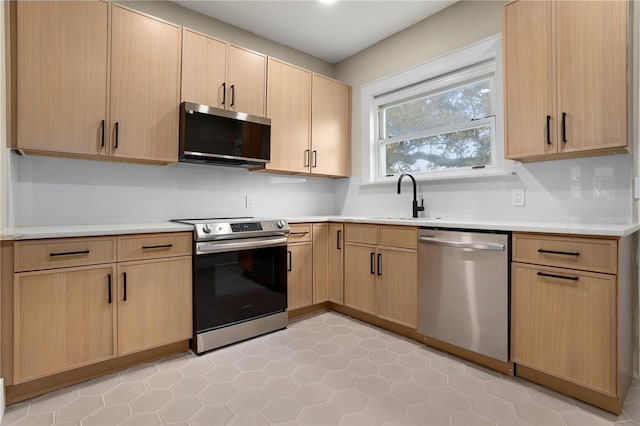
(179, 102, 271, 169)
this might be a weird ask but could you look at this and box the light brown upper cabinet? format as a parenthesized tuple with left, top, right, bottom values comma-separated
(264, 58, 312, 174)
(110, 5, 181, 163)
(265, 60, 351, 177)
(503, 0, 629, 161)
(11, 1, 109, 157)
(181, 29, 267, 117)
(311, 74, 351, 177)
(9, 2, 181, 164)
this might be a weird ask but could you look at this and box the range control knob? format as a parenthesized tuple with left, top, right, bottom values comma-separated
(276, 220, 286, 229)
(202, 224, 212, 234)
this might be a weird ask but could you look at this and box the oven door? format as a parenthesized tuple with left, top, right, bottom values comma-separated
(193, 236, 288, 335)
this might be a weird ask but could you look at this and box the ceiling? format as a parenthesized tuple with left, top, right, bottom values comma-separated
(170, 1, 458, 64)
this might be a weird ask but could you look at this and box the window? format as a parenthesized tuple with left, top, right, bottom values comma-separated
(361, 35, 507, 183)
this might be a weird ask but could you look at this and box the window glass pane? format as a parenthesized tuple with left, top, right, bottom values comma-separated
(384, 125, 492, 175)
(383, 79, 492, 138)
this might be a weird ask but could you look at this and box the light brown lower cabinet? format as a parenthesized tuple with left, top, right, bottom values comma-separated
(117, 257, 192, 356)
(328, 223, 344, 304)
(344, 224, 417, 328)
(287, 223, 338, 311)
(287, 242, 313, 310)
(14, 265, 117, 383)
(512, 232, 636, 414)
(7, 232, 193, 389)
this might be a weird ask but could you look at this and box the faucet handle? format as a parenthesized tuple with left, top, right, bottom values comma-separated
(418, 199, 425, 212)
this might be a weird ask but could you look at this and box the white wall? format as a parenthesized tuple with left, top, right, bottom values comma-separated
(334, 0, 635, 225)
(8, 155, 337, 227)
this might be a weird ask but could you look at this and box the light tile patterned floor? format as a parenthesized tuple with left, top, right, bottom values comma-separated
(2, 311, 639, 425)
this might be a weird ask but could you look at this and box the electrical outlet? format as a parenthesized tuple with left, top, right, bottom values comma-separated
(512, 189, 525, 207)
(245, 195, 255, 209)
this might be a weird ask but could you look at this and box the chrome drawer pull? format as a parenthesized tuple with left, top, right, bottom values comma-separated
(537, 249, 580, 256)
(537, 272, 579, 281)
(290, 232, 309, 236)
(50, 249, 90, 257)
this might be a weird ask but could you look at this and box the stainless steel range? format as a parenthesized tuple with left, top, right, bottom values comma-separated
(172, 217, 290, 354)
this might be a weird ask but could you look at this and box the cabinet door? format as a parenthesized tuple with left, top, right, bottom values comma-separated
(556, 0, 627, 153)
(328, 223, 344, 304)
(344, 243, 377, 315)
(512, 263, 616, 395)
(287, 243, 313, 310)
(503, 0, 556, 159)
(226, 45, 266, 117)
(117, 257, 192, 356)
(14, 265, 116, 383)
(181, 29, 226, 108)
(311, 75, 351, 177)
(15, 1, 109, 156)
(110, 5, 181, 163)
(265, 58, 312, 173)
(312, 223, 329, 304)
(377, 248, 417, 328)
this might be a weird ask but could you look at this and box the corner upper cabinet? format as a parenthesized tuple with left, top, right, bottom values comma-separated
(264, 62, 351, 178)
(503, 0, 629, 161)
(264, 58, 312, 174)
(9, 1, 181, 164)
(11, 1, 109, 157)
(110, 5, 181, 163)
(311, 74, 351, 177)
(181, 29, 266, 117)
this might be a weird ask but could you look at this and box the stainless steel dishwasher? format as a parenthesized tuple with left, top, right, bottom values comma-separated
(418, 229, 510, 362)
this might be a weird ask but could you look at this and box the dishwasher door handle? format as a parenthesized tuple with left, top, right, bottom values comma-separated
(418, 237, 505, 251)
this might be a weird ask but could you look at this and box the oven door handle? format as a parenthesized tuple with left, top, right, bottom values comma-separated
(196, 236, 288, 254)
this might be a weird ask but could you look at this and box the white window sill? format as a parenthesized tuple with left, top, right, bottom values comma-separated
(358, 167, 516, 187)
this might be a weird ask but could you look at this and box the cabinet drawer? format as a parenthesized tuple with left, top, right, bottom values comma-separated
(345, 224, 377, 245)
(378, 226, 417, 250)
(118, 232, 192, 262)
(14, 237, 116, 272)
(513, 233, 617, 274)
(288, 224, 312, 242)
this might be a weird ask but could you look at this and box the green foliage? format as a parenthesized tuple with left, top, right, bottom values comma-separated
(381, 79, 493, 175)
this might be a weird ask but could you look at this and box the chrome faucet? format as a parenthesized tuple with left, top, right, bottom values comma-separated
(397, 173, 425, 218)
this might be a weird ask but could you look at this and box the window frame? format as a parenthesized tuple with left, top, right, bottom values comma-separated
(360, 34, 510, 185)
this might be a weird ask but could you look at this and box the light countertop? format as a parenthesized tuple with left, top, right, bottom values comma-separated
(286, 216, 640, 237)
(1, 222, 194, 240)
(2, 217, 638, 240)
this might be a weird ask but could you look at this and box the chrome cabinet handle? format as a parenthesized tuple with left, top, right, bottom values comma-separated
(561, 112, 567, 143)
(304, 150, 310, 167)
